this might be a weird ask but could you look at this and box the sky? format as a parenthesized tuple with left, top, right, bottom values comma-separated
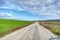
(0, 0, 60, 21)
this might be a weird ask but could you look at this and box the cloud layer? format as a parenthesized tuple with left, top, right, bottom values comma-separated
(0, 0, 24, 11)
(0, 0, 60, 20)
(14, 0, 60, 19)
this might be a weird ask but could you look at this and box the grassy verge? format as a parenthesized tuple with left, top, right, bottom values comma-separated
(39, 21, 60, 36)
(0, 19, 33, 37)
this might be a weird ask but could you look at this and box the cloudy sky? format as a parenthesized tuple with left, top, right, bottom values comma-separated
(0, 0, 60, 21)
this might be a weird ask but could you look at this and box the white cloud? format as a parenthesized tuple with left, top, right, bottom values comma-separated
(0, 12, 13, 17)
(0, 12, 22, 20)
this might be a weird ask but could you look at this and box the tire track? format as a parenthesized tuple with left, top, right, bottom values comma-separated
(32, 26, 40, 40)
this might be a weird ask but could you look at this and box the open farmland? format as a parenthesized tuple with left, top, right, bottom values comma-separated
(39, 20, 60, 36)
(0, 19, 33, 37)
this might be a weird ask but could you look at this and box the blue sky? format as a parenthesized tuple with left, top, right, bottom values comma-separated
(0, 0, 60, 21)
(0, 8, 40, 21)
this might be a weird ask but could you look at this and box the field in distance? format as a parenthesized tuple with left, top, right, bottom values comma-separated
(0, 18, 33, 37)
(39, 20, 60, 36)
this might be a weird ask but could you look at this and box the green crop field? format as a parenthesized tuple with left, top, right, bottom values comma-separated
(0, 19, 33, 37)
(39, 20, 60, 36)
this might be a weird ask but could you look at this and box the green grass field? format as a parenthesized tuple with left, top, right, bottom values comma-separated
(0, 19, 33, 37)
(39, 20, 60, 36)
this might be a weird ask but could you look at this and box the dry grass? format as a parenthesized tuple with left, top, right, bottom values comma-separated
(39, 21, 60, 36)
